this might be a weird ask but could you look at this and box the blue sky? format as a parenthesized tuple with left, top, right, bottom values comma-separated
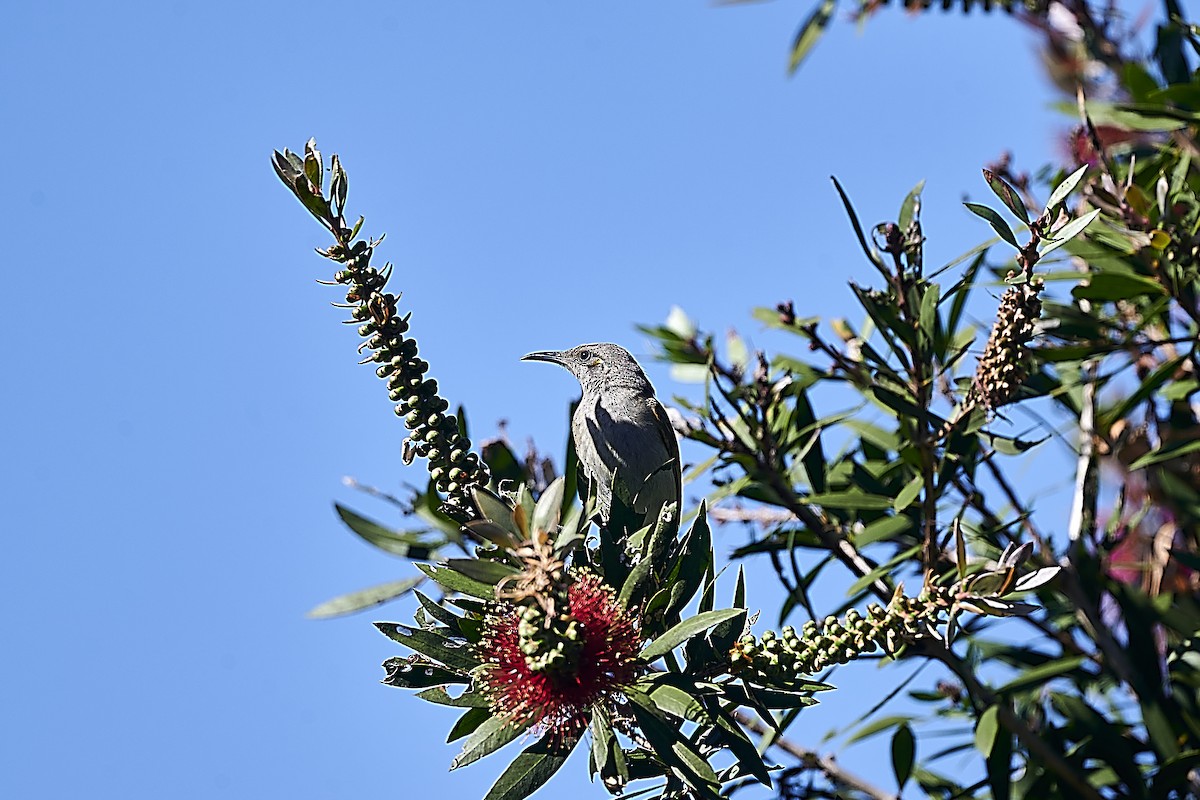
(3, 2, 1071, 798)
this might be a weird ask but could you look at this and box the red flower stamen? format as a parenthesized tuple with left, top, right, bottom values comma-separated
(476, 571, 641, 741)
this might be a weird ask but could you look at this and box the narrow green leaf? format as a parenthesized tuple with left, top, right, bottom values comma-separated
(380, 657, 468, 688)
(944, 251, 985, 338)
(1041, 208, 1101, 255)
(788, 0, 836, 74)
(374, 622, 479, 671)
(727, 685, 824, 708)
(964, 203, 1020, 248)
(982, 169, 1030, 224)
(857, 515, 912, 547)
(444, 558, 520, 585)
(996, 655, 1087, 694)
(846, 714, 913, 744)
(806, 491, 895, 510)
(955, 520, 967, 581)
(898, 179, 926, 232)
(893, 476, 924, 513)
(330, 153, 347, 216)
(589, 707, 618, 785)
(416, 563, 496, 599)
(1072, 270, 1167, 302)
(451, 715, 528, 771)
(303, 142, 322, 191)
(640, 680, 709, 722)
(980, 430, 1048, 455)
(918, 282, 941, 348)
(891, 724, 916, 789)
(711, 705, 773, 786)
(472, 486, 519, 536)
(1045, 165, 1089, 212)
(1128, 437, 1200, 470)
(481, 734, 572, 800)
(626, 691, 722, 799)
(845, 545, 918, 597)
(974, 705, 1000, 756)
(334, 503, 435, 558)
(664, 502, 712, 617)
(640, 609, 743, 662)
(415, 686, 490, 708)
(732, 565, 746, 608)
(832, 176, 888, 275)
(306, 576, 423, 618)
(414, 590, 467, 632)
(531, 476, 565, 535)
(447, 707, 491, 743)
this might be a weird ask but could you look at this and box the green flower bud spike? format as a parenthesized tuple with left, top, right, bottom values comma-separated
(273, 139, 490, 522)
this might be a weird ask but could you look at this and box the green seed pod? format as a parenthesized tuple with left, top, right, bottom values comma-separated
(426, 448, 442, 463)
(357, 323, 376, 337)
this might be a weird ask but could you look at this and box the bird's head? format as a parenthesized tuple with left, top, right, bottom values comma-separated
(522, 342, 651, 394)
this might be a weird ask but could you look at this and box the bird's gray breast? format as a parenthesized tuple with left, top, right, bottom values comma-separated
(573, 388, 679, 516)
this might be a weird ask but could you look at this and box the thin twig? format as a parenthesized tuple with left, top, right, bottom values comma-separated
(1067, 359, 1099, 544)
(731, 710, 897, 800)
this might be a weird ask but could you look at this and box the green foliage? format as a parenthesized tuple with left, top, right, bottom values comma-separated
(277, 3, 1200, 798)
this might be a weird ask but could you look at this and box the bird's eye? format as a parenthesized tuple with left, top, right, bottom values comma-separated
(577, 349, 594, 362)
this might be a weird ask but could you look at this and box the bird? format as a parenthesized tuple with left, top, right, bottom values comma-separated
(522, 343, 681, 527)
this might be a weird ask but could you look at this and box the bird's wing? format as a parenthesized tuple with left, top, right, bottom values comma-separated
(584, 394, 681, 517)
(648, 398, 683, 498)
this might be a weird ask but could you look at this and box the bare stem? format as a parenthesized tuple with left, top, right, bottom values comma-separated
(731, 710, 898, 800)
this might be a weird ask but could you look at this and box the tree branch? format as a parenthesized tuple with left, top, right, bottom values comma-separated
(731, 710, 898, 800)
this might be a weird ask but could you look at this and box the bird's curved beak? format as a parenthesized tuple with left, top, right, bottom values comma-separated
(522, 350, 566, 365)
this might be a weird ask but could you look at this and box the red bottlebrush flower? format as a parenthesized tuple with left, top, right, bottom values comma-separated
(476, 571, 641, 741)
